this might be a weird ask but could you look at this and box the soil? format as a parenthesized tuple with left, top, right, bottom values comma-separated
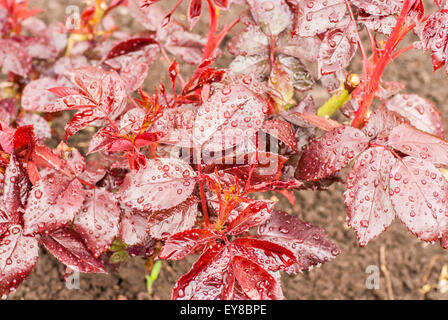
(8, 0, 448, 300)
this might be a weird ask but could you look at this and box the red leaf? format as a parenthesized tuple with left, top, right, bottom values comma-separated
(128, 0, 166, 31)
(47, 66, 127, 137)
(0, 225, 38, 297)
(362, 107, 409, 141)
(158, 22, 206, 65)
(47, 86, 82, 98)
(160, 229, 218, 260)
(385, 94, 445, 138)
(40, 228, 106, 273)
(64, 109, 101, 139)
(0, 98, 17, 124)
(171, 243, 232, 300)
(258, 211, 340, 272)
(344, 147, 397, 246)
(23, 171, 85, 235)
(294, 0, 346, 37)
(358, 13, 396, 35)
(296, 125, 369, 181)
(0, 122, 15, 154)
(152, 105, 196, 148)
(103, 37, 159, 92)
(389, 124, 448, 166)
(352, 0, 403, 16)
(231, 255, 283, 300)
(227, 200, 275, 236)
(417, 10, 448, 72)
(232, 237, 296, 272)
(389, 157, 448, 246)
(22, 77, 58, 112)
(31, 143, 67, 176)
(13, 125, 35, 155)
(227, 23, 269, 57)
(246, 0, 293, 36)
(116, 158, 197, 211)
(73, 189, 121, 258)
(105, 37, 157, 60)
(1, 154, 29, 220)
(193, 84, 267, 152)
(205, 151, 288, 185)
(17, 113, 51, 141)
(147, 195, 199, 239)
(317, 22, 357, 76)
(119, 210, 149, 246)
(262, 119, 298, 151)
(0, 38, 31, 77)
(187, 0, 202, 29)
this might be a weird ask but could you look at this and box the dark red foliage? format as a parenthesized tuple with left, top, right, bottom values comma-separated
(1, 0, 448, 301)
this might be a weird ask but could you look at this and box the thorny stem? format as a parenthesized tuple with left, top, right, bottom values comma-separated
(196, 149, 210, 226)
(351, 0, 413, 128)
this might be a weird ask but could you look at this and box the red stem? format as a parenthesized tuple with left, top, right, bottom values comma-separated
(201, 0, 218, 61)
(351, 0, 412, 128)
(196, 149, 210, 226)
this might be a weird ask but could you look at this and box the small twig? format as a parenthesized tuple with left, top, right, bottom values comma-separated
(380, 245, 394, 300)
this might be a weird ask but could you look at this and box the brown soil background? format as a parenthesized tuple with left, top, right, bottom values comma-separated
(8, 0, 448, 300)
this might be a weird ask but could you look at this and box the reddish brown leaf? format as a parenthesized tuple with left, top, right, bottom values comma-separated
(246, 0, 293, 36)
(119, 210, 149, 246)
(362, 107, 409, 141)
(47, 66, 127, 138)
(289, 112, 342, 132)
(147, 195, 199, 240)
(389, 157, 448, 246)
(23, 171, 85, 235)
(0, 225, 38, 298)
(21, 77, 60, 112)
(193, 84, 267, 152)
(171, 243, 233, 300)
(227, 200, 275, 236)
(231, 255, 283, 300)
(188, 0, 202, 28)
(73, 189, 121, 258)
(385, 94, 445, 138)
(262, 119, 298, 151)
(318, 22, 357, 76)
(40, 228, 106, 273)
(232, 237, 296, 272)
(116, 158, 197, 212)
(158, 22, 206, 65)
(417, 10, 448, 72)
(1, 154, 29, 221)
(258, 211, 340, 272)
(103, 37, 159, 92)
(389, 124, 448, 166)
(294, 0, 346, 37)
(160, 229, 218, 260)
